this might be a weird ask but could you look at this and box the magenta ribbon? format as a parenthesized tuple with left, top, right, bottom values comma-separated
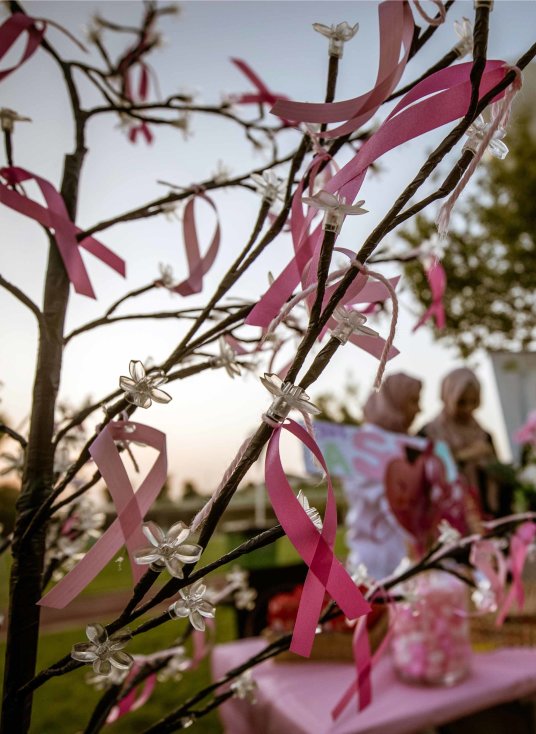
(125, 63, 154, 145)
(470, 538, 507, 610)
(247, 60, 510, 330)
(230, 58, 292, 125)
(0, 167, 126, 299)
(265, 419, 370, 656)
(413, 260, 446, 331)
(39, 421, 167, 609)
(170, 193, 221, 297)
(272, 1, 414, 139)
(0, 13, 45, 82)
(106, 663, 157, 724)
(496, 521, 536, 626)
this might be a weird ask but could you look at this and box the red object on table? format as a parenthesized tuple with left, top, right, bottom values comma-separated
(211, 637, 536, 734)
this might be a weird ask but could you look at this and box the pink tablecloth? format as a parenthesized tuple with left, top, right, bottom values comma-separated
(211, 638, 536, 734)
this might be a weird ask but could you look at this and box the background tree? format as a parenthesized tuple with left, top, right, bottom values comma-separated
(399, 94, 536, 357)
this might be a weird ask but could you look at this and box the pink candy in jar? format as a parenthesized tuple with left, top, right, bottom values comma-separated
(391, 571, 472, 686)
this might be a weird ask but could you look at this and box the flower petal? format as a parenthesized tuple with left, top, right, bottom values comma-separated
(190, 611, 206, 631)
(168, 522, 188, 542)
(111, 651, 134, 670)
(86, 623, 107, 644)
(130, 360, 146, 382)
(150, 387, 172, 404)
(143, 521, 165, 546)
(94, 658, 112, 676)
(71, 643, 98, 662)
(165, 557, 185, 578)
(173, 544, 203, 563)
(119, 377, 136, 392)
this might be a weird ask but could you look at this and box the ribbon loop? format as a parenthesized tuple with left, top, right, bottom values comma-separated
(0, 14, 45, 83)
(39, 421, 167, 608)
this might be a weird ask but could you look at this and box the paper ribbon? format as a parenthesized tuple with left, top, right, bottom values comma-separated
(0, 167, 126, 299)
(247, 60, 510, 330)
(271, 1, 414, 139)
(230, 58, 292, 125)
(170, 193, 221, 297)
(413, 260, 447, 331)
(496, 521, 536, 626)
(106, 663, 157, 724)
(265, 419, 370, 656)
(39, 421, 167, 608)
(0, 13, 45, 83)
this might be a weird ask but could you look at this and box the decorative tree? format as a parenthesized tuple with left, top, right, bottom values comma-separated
(1, 2, 535, 733)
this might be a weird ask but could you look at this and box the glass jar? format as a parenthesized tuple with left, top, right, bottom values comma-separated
(391, 570, 472, 686)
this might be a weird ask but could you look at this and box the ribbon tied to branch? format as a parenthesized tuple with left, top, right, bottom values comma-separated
(40, 421, 167, 608)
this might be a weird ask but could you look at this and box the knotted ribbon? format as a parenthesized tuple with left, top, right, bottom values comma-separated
(230, 58, 292, 126)
(265, 419, 370, 656)
(0, 167, 125, 299)
(413, 260, 446, 331)
(169, 192, 221, 296)
(39, 421, 167, 608)
(247, 60, 511, 330)
(0, 13, 45, 83)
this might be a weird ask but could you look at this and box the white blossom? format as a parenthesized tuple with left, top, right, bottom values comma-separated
(312, 21, 359, 58)
(119, 360, 172, 409)
(71, 624, 133, 676)
(230, 671, 257, 702)
(169, 581, 215, 631)
(135, 522, 202, 578)
(297, 490, 323, 530)
(0, 108, 31, 132)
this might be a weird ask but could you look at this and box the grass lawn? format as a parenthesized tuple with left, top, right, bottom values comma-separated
(1, 529, 350, 732)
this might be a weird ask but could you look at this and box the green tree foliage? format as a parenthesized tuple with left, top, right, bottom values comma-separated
(400, 108, 536, 357)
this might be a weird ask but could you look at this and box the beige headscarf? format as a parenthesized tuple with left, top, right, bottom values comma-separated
(424, 367, 490, 454)
(363, 372, 422, 434)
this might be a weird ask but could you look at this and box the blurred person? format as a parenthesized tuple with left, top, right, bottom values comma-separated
(421, 367, 505, 516)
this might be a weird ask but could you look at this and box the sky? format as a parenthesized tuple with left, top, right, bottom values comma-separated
(1, 1, 535, 493)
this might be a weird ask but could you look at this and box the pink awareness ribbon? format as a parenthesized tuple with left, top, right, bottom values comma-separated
(106, 662, 157, 724)
(0, 167, 126, 299)
(413, 260, 446, 331)
(39, 421, 167, 609)
(496, 521, 536, 626)
(265, 419, 370, 657)
(271, 1, 415, 139)
(170, 192, 221, 297)
(0, 13, 45, 82)
(247, 60, 510, 330)
(230, 58, 292, 125)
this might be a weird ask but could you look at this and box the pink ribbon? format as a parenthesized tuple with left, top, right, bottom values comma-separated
(247, 60, 510, 330)
(106, 663, 157, 724)
(514, 411, 536, 448)
(265, 419, 370, 657)
(125, 63, 154, 145)
(0, 167, 126, 299)
(272, 1, 414, 139)
(170, 193, 221, 297)
(39, 421, 167, 608)
(413, 260, 446, 331)
(496, 521, 536, 626)
(230, 58, 292, 125)
(0, 13, 45, 82)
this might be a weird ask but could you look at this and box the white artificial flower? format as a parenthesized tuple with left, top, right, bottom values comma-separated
(0, 108, 32, 132)
(297, 490, 323, 530)
(230, 671, 257, 702)
(302, 190, 368, 233)
(331, 306, 379, 344)
(312, 21, 359, 58)
(119, 360, 172, 409)
(464, 113, 509, 160)
(168, 581, 215, 631)
(261, 373, 321, 422)
(250, 171, 285, 205)
(135, 522, 202, 578)
(71, 624, 133, 676)
(453, 17, 473, 58)
(211, 337, 242, 379)
(437, 519, 462, 545)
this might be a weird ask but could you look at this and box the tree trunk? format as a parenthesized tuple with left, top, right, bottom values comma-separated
(1, 149, 85, 733)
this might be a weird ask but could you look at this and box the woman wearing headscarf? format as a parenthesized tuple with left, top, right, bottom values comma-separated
(421, 367, 502, 516)
(344, 373, 423, 580)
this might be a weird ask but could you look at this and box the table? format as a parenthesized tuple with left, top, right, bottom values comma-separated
(211, 638, 536, 734)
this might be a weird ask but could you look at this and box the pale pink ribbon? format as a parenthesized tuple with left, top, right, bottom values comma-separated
(412, 0, 446, 26)
(496, 521, 536, 626)
(412, 259, 446, 331)
(125, 62, 154, 144)
(514, 411, 536, 448)
(169, 193, 221, 297)
(230, 58, 292, 126)
(39, 421, 167, 608)
(247, 60, 511, 330)
(0, 13, 45, 82)
(272, 1, 414, 139)
(265, 418, 370, 657)
(470, 538, 507, 611)
(0, 166, 126, 299)
(106, 662, 157, 724)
